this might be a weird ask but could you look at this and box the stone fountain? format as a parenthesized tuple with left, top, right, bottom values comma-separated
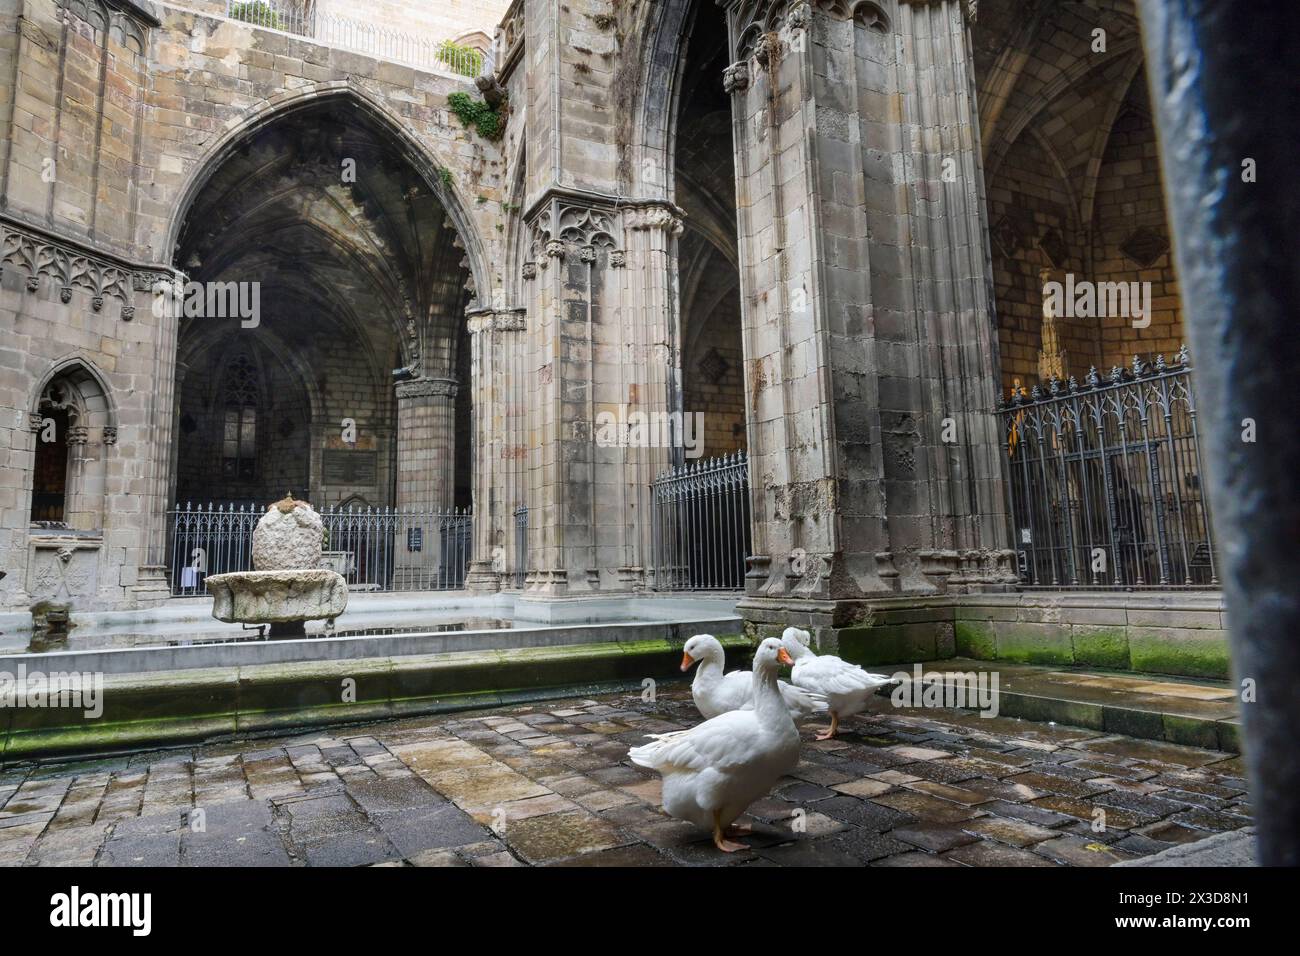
(206, 496, 347, 638)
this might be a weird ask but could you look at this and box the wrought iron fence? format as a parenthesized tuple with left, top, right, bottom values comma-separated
(650, 451, 752, 591)
(512, 505, 528, 588)
(1001, 349, 1217, 589)
(166, 502, 472, 595)
(224, 2, 491, 77)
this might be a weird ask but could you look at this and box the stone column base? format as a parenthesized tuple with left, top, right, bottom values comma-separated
(464, 560, 501, 593)
(737, 592, 958, 665)
(132, 566, 172, 605)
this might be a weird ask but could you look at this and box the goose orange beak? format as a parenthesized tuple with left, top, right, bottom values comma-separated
(777, 647, 795, 667)
(680, 652, 696, 672)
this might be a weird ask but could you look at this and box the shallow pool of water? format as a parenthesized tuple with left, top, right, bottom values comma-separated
(16, 618, 516, 654)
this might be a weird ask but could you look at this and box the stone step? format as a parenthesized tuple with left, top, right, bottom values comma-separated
(872, 658, 1241, 754)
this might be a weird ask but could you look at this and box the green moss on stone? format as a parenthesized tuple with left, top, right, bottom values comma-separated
(1161, 713, 1222, 750)
(993, 623, 1074, 665)
(1128, 628, 1230, 679)
(955, 620, 997, 659)
(835, 623, 936, 666)
(1071, 626, 1131, 669)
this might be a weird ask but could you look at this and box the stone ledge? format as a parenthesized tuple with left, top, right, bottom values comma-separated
(877, 658, 1241, 753)
(1113, 827, 1256, 866)
(0, 634, 752, 761)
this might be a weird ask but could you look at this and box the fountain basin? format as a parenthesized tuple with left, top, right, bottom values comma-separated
(206, 568, 348, 633)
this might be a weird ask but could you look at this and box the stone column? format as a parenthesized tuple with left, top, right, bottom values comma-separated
(618, 202, 683, 590)
(894, 0, 1015, 592)
(393, 377, 457, 588)
(464, 307, 528, 592)
(724, 0, 1013, 642)
(134, 269, 185, 604)
(519, 197, 624, 595)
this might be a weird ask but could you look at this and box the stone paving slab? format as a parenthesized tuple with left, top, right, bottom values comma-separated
(0, 686, 1253, 867)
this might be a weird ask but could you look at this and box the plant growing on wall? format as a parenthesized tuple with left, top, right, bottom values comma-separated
(436, 40, 485, 78)
(448, 92, 505, 141)
(230, 1, 283, 30)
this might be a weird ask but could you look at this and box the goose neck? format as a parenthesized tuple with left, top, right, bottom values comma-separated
(750, 659, 786, 725)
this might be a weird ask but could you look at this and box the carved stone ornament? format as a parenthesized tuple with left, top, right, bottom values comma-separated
(723, 61, 750, 94)
(754, 33, 781, 68)
(0, 221, 143, 312)
(467, 309, 527, 334)
(787, 2, 812, 31)
(395, 378, 460, 400)
(625, 204, 685, 234)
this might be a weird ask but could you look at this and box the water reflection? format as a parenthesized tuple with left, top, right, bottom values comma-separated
(19, 619, 514, 654)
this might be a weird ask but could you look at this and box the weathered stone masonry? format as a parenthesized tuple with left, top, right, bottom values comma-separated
(0, 0, 1209, 666)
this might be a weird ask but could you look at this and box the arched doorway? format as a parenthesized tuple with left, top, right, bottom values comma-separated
(675, 1, 745, 459)
(170, 96, 474, 510)
(635, 0, 751, 591)
(166, 94, 479, 590)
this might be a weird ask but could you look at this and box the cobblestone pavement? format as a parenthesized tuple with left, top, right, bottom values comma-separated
(0, 687, 1253, 867)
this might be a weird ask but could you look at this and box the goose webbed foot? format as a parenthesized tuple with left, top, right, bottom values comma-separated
(814, 711, 841, 741)
(713, 812, 748, 852)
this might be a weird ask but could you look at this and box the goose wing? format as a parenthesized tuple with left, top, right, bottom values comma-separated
(777, 679, 829, 716)
(628, 710, 763, 774)
(796, 655, 892, 697)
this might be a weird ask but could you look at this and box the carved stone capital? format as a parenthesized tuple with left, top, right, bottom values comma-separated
(495, 310, 527, 331)
(609, 249, 626, 268)
(544, 238, 566, 260)
(521, 261, 537, 280)
(625, 203, 685, 235)
(103, 426, 118, 445)
(467, 309, 527, 334)
(395, 377, 459, 400)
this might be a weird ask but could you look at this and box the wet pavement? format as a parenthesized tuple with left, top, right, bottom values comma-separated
(0, 686, 1252, 867)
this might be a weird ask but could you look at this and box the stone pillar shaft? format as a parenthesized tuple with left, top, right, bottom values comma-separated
(726, 0, 1013, 634)
(394, 378, 458, 512)
(465, 308, 527, 592)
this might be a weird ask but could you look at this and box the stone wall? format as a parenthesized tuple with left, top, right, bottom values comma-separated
(1088, 85, 1183, 365)
(758, 589, 1231, 682)
(0, 0, 504, 615)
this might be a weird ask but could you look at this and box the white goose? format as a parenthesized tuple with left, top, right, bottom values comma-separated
(781, 626, 899, 740)
(680, 634, 828, 721)
(629, 637, 801, 852)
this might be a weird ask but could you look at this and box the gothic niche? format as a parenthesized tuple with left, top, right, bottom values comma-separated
(29, 363, 112, 531)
